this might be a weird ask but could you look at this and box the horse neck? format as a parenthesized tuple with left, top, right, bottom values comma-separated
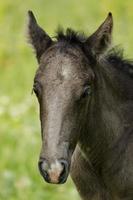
(79, 59, 130, 160)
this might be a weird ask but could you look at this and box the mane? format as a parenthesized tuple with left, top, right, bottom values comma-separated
(55, 28, 87, 44)
(55, 28, 133, 79)
(107, 48, 133, 79)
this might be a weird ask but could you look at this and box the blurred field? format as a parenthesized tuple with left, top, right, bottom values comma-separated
(0, 1, 133, 200)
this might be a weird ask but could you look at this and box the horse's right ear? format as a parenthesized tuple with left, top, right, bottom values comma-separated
(27, 10, 53, 62)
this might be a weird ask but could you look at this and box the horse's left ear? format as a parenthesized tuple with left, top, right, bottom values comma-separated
(86, 13, 113, 56)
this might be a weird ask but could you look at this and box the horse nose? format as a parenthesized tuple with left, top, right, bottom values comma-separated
(38, 159, 68, 184)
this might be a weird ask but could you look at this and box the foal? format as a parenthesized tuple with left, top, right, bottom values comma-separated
(28, 11, 133, 200)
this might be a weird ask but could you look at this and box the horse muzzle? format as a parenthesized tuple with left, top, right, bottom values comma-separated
(38, 158, 69, 184)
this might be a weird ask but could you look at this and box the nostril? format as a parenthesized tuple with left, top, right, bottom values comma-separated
(60, 164, 66, 178)
(58, 159, 69, 183)
(60, 159, 68, 171)
(38, 160, 50, 182)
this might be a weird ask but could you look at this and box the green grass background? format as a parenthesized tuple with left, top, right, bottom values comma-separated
(0, 0, 133, 199)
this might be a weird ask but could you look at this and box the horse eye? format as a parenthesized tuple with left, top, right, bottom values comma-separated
(81, 85, 91, 98)
(33, 87, 39, 96)
(33, 82, 41, 97)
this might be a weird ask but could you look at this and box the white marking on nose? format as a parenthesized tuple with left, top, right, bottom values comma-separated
(62, 68, 71, 79)
(48, 160, 63, 183)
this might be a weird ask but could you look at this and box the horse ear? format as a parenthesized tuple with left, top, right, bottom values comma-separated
(28, 10, 53, 62)
(86, 13, 113, 56)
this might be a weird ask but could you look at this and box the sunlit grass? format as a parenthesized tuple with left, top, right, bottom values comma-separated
(0, 0, 133, 199)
